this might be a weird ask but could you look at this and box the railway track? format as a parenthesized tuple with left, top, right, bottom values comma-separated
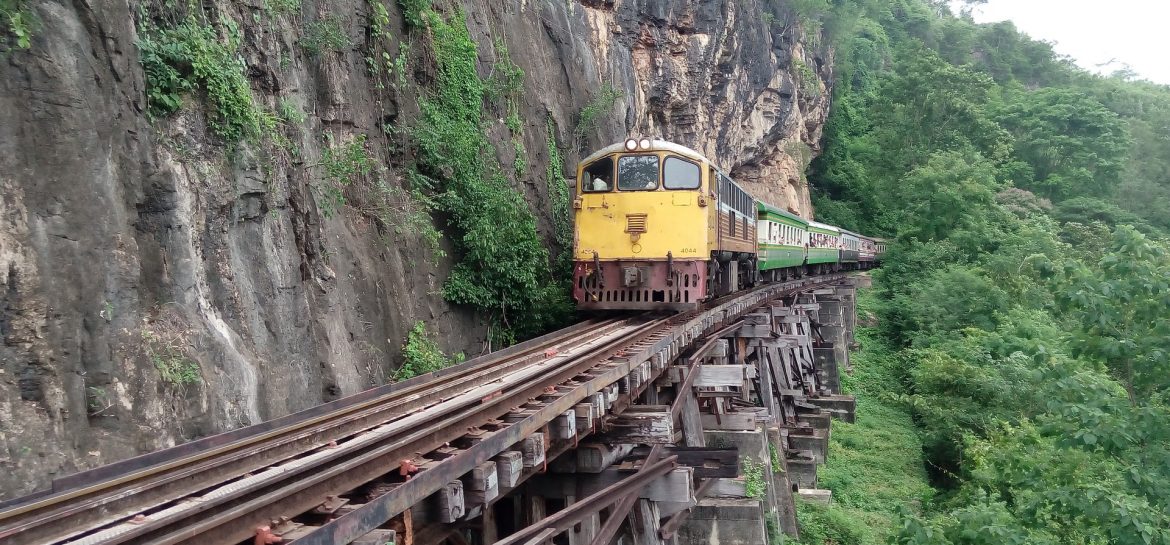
(0, 274, 849, 545)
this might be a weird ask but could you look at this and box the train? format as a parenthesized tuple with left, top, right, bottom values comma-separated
(572, 138, 886, 310)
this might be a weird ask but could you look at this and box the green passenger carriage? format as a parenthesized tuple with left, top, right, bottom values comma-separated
(755, 201, 808, 281)
(806, 220, 842, 273)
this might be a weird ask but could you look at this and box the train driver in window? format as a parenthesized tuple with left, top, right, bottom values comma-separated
(583, 157, 613, 192)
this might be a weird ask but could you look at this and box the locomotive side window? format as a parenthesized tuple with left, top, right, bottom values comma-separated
(663, 157, 701, 189)
(583, 157, 614, 192)
(618, 155, 659, 191)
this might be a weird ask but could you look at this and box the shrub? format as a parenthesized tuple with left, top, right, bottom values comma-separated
(574, 84, 622, 147)
(314, 134, 372, 217)
(410, 8, 570, 341)
(397, 0, 431, 28)
(141, 329, 201, 386)
(138, 15, 272, 143)
(1, 0, 36, 51)
(302, 15, 349, 55)
(394, 322, 462, 381)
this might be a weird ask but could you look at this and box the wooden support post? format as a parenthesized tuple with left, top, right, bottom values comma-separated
(627, 499, 663, 545)
(603, 407, 673, 444)
(483, 502, 498, 545)
(526, 493, 546, 527)
(523, 433, 547, 469)
(494, 451, 524, 489)
(573, 513, 600, 545)
(464, 461, 499, 505)
(757, 349, 780, 420)
(694, 365, 748, 388)
(643, 383, 660, 405)
(575, 443, 634, 473)
(437, 480, 465, 523)
(678, 388, 705, 447)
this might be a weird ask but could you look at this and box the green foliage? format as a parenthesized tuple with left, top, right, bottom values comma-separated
(793, 58, 820, 97)
(397, 0, 430, 28)
(314, 134, 372, 218)
(546, 118, 572, 270)
(1, 0, 36, 51)
(141, 329, 201, 386)
(996, 88, 1129, 200)
(302, 15, 349, 55)
(377, 173, 445, 259)
(796, 500, 870, 545)
(264, 0, 300, 16)
(769, 441, 782, 471)
(409, 8, 570, 341)
(574, 84, 622, 147)
(486, 37, 524, 103)
(794, 300, 933, 544)
(394, 322, 463, 381)
(742, 458, 766, 500)
(138, 15, 272, 143)
(804, 2, 1170, 542)
(1045, 226, 1170, 402)
(278, 98, 306, 124)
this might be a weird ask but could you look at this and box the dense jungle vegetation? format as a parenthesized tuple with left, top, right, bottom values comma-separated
(787, 0, 1170, 543)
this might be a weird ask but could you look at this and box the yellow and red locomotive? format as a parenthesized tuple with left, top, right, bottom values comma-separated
(572, 138, 759, 310)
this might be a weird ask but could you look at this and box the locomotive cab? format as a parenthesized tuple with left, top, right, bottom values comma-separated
(573, 139, 711, 310)
(572, 138, 760, 311)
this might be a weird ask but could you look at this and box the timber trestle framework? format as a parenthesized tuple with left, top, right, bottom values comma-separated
(0, 275, 862, 545)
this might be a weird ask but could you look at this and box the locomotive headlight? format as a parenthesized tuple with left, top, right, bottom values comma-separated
(639, 138, 651, 150)
(625, 138, 638, 151)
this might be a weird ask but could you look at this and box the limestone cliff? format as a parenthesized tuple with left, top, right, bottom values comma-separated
(0, 0, 831, 498)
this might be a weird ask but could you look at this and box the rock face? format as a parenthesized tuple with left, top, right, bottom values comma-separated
(0, 0, 831, 498)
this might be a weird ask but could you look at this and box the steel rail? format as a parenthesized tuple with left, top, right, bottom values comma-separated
(285, 274, 851, 545)
(98, 317, 674, 545)
(4, 273, 852, 545)
(0, 317, 638, 545)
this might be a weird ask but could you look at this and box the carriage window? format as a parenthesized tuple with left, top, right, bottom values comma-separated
(663, 157, 701, 189)
(582, 157, 614, 193)
(618, 155, 659, 191)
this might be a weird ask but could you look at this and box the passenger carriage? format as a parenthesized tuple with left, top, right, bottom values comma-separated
(858, 235, 877, 269)
(805, 221, 842, 274)
(840, 230, 862, 269)
(756, 201, 808, 282)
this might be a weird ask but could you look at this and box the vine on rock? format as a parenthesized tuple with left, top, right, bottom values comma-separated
(408, 8, 570, 344)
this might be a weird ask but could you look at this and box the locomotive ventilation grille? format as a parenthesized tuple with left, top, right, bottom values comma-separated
(625, 214, 647, 234)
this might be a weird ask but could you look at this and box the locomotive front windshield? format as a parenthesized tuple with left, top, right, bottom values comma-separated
(663, 157, 700, 189)
(581, 152, 704, 193)
(617, 155, 659, 191)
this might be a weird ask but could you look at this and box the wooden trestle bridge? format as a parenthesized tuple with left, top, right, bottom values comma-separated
(0, 274, 862, 545)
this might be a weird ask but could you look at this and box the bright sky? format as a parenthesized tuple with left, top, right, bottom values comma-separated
(960, 0, 1170, 84)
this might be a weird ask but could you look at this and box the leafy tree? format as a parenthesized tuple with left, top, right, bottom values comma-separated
(1044, 226, 1170, 403)
(996, 88, 1129, 200)
(882, 151, 1002, 243)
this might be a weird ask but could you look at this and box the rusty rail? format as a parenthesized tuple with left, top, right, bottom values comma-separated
(0, 274, 851, 545)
